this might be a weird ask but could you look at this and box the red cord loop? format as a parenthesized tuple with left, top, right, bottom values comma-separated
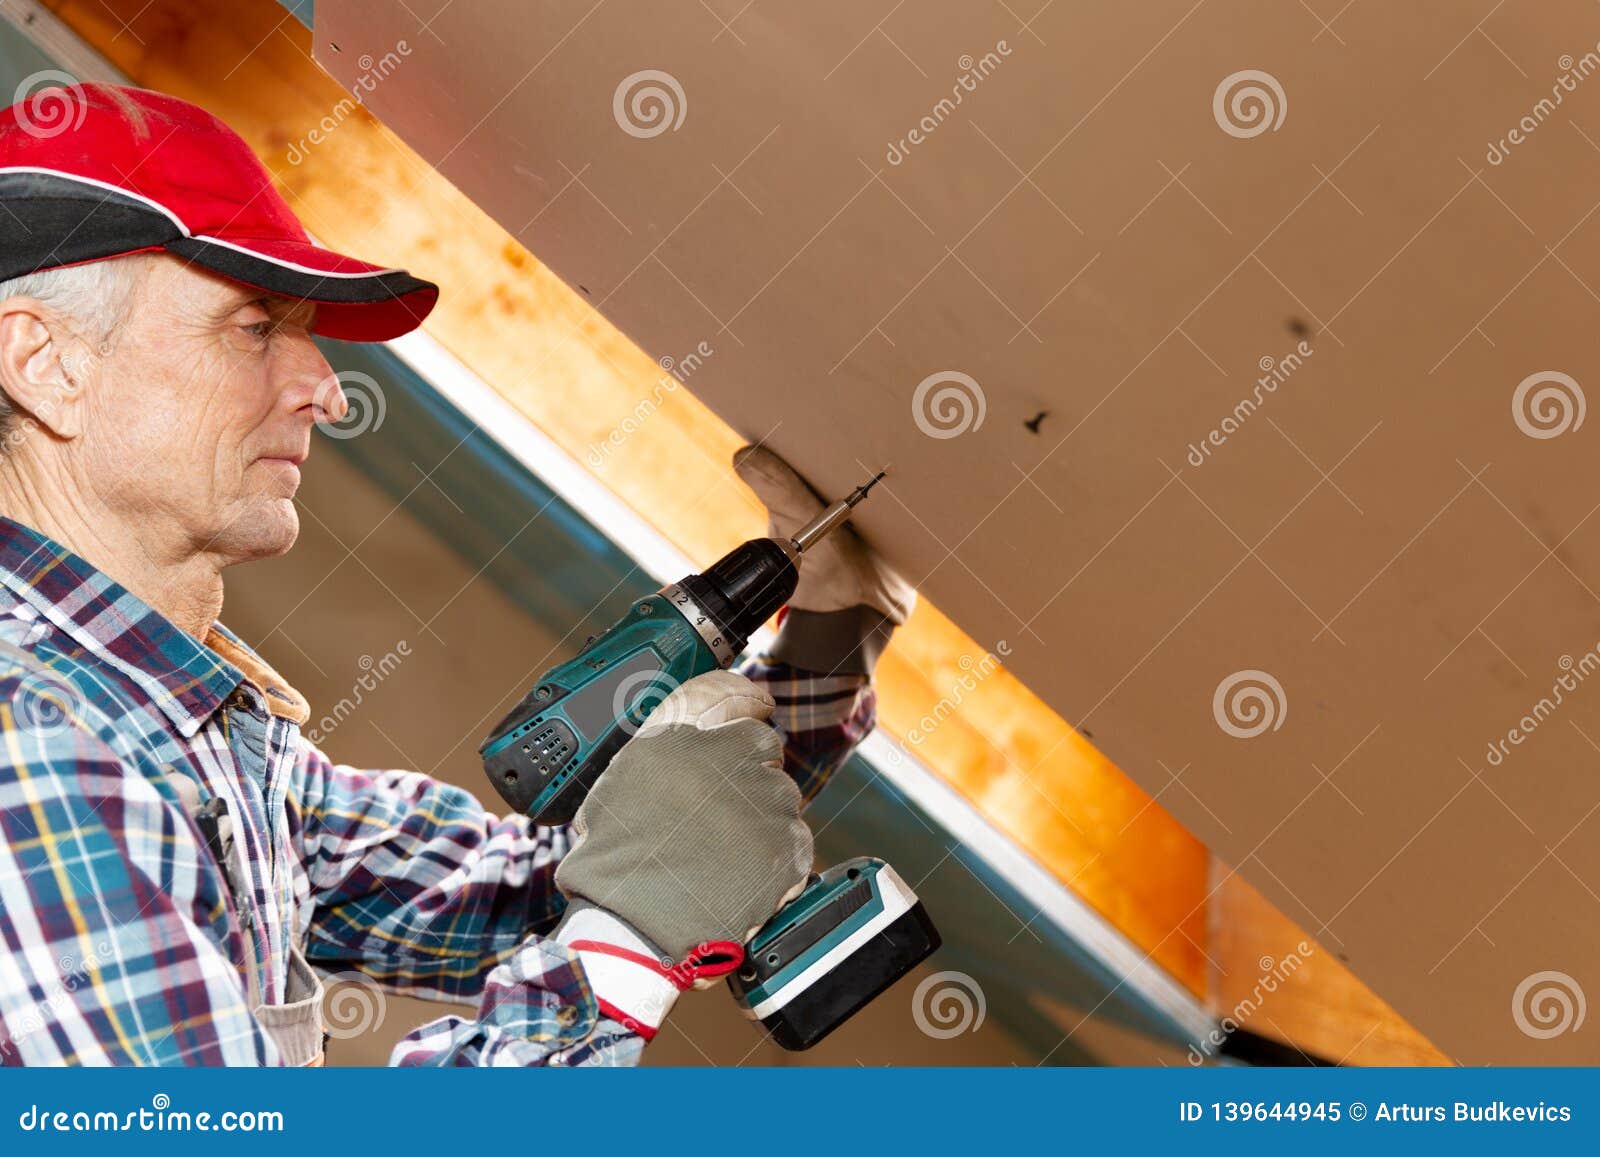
(567, 938, 746, 990)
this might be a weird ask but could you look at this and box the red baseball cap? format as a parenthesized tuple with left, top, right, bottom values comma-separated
(0, 82, 437, 342)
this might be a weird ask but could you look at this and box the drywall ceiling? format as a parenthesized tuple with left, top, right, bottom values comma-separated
(316, 0, 1600, 1063)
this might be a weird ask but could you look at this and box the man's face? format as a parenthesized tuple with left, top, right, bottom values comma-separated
(73, 255, 344, 567)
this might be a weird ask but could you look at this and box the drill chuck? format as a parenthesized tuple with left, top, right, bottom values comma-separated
(677, 464, 888, 653)
(677, 537, 798, 660)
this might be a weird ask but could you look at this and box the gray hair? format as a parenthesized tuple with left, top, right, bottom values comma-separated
(0, 255, 153, 446)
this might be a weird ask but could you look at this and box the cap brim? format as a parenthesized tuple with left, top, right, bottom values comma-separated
(164, 234, 438, 343)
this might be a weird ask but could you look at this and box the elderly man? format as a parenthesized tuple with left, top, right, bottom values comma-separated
(0, 84, 912, 1066)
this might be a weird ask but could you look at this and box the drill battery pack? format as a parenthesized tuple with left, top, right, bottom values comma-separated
(727, 857, 941, 1050)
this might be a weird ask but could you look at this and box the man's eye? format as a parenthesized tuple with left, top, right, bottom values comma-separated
(241, 320, 276, 341)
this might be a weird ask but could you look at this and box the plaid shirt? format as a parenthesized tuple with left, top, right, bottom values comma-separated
(0, 517, 875, 1066)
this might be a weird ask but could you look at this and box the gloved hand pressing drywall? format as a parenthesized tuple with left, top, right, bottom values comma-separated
(733, 444, 916, 675)
(552, 669, 812, 1039)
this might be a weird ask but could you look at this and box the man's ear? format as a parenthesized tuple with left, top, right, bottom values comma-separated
(0, 299, 89, 440)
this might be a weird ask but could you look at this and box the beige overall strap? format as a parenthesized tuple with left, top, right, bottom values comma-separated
(252, 944, 327, 1067)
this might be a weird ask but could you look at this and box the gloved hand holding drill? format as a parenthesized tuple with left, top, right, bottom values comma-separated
(537, 445, 927, 1044)
(552, 671, 810, 1036)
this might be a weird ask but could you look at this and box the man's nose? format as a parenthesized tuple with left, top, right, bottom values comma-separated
(312, 372, 350, 425)
(290, 341, 348, 425)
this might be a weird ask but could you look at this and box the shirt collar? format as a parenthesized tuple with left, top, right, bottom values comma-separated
(0, 517, 306, 737)
(205, 621, 311, 726)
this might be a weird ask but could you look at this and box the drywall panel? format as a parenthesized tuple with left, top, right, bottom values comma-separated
(316, 0, 1600, 1063)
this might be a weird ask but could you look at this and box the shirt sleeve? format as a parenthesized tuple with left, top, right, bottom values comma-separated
(736, 654, 878, 804)
(287, 741, 643, 1066)
(0, 711, 275, 1066)
(387, 941, 645, 1067)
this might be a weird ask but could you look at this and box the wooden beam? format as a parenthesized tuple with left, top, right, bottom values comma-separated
(1207, 868, 1451, 1066)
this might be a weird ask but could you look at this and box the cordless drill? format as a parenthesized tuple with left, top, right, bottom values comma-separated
(479, 472, 940, 1049)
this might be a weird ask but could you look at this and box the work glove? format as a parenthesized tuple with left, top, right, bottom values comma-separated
(552, 670, 812, 1039)
(733, 444, 917, 675)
